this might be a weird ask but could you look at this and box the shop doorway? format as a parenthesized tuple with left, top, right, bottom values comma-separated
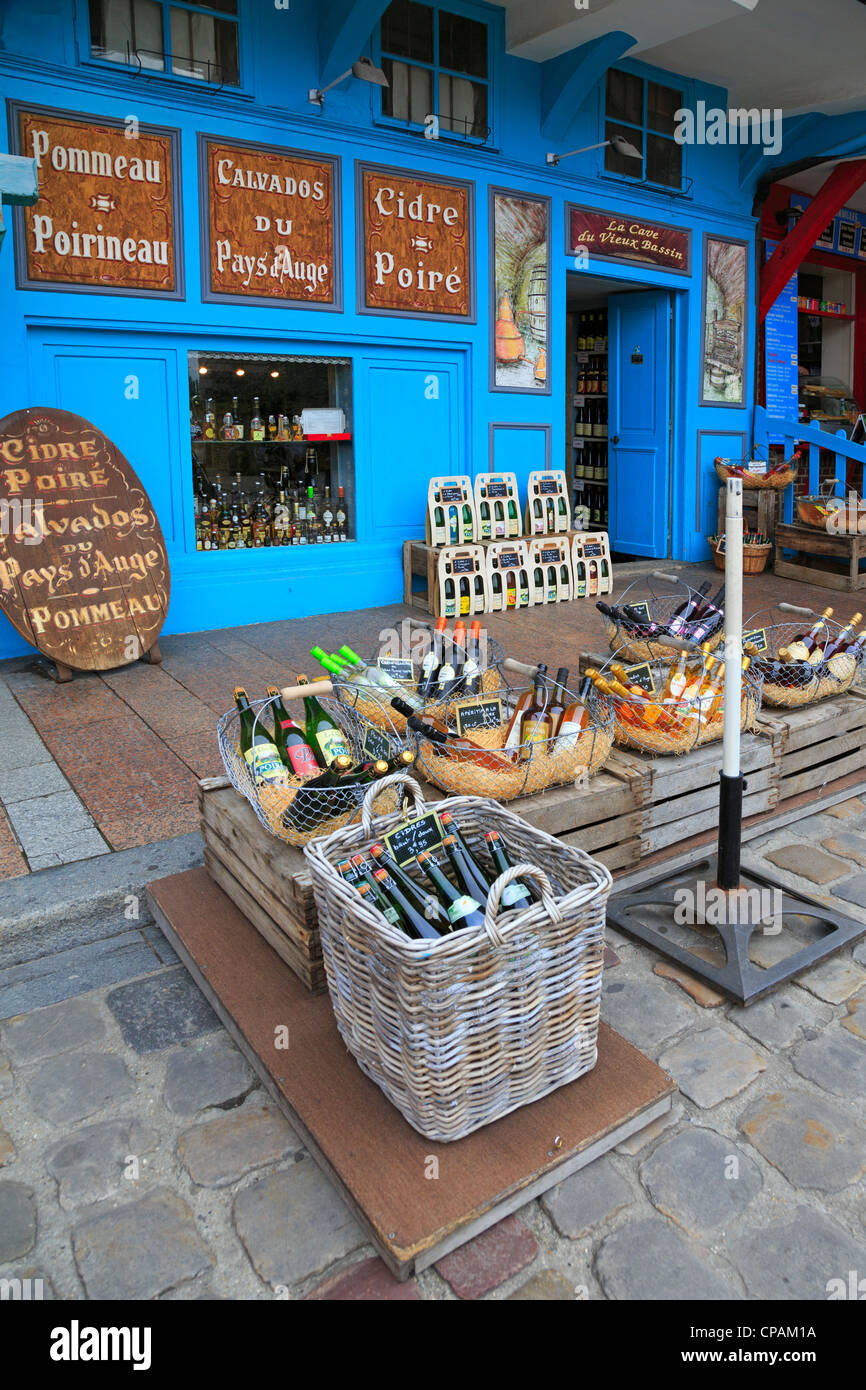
(567, 274, 673, 558)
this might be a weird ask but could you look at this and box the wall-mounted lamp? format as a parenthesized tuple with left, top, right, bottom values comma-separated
(546, 135, 643, 167)
(775, 205, 803, 228)
(309, 57, 389, 108)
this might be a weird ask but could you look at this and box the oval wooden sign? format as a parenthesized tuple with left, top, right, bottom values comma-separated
(0, 406, 170, 671)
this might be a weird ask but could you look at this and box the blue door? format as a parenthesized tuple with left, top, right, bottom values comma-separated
(608, 291, 671, 557)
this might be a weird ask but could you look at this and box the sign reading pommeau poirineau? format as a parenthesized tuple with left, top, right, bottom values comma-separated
(201, 136, 339, 306)
(10, 104, 182, 296)
(358, 163, 474, 320)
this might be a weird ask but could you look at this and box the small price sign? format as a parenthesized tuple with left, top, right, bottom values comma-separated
(362, 724, 393, 763)
(486, 481, 508, 498)
(498, 552, 520, 569)
(379, 657, 416, 682)
(455, 696, 503, 736)
(624, 662, 655, 695)
(451, 555, 474, 574)
(540, 546, 562, 563)
(439, 485, 463, 502)
(626, 600, 652, 625)
(383, 811, 444, 867)
(584, 542, 603, 557)
(538, 478, 559, 495)
(744, 627, 768, 653)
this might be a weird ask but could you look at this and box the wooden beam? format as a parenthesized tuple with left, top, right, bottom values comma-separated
(759, 159, 866, 321)
(318, 0, 391, 90)
(541, 32, 635, 144)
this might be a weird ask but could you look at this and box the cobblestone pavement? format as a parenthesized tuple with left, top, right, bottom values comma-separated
(1, 800, 864, 1301)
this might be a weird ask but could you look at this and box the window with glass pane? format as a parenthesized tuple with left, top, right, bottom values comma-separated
(379, 0, 491, 139)
(188, 353, 355, 551)
(604, 69, 683, 189)
(89, 0, 239, 85)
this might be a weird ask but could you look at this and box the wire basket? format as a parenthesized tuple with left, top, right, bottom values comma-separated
(745, 607, 864, 708)
(218, 695, 406, 848)
(592, 652, 762, 756)
(600, 573, 724, 665)
(714, 446, 800, 490)
(411, 679, 615, 801)
(796, 479, 866, 533)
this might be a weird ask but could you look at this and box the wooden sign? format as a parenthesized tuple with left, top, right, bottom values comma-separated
(9, 102, 182, 297)
(568, 205, 690, 276)
(358, 163, 474, 320)
(200, 135, 339, 307)
(0, 407, 170, 672)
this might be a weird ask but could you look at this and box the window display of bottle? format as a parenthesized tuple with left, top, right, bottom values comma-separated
(250, 398, 265, 442)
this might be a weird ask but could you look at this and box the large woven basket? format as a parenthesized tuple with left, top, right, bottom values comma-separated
(714, 453, 799, 490)
(305, 775, 611, 1142)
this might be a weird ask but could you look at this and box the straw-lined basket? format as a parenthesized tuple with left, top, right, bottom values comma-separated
(598, 656, 762, 756)
(331, 638, 504, 737)
(748, 615, 863, 708)
(714, 455, 799, 490)
(304, 775, 611, 1142)
(710, 539, 772, 574)
(601, 575, 724, 665)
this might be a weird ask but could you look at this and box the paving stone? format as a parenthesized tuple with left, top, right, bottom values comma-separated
(738, 1090, 866, 1192)
(232, 1159, 363, 1289)
(748, 929, 806, 970)
(73, 1189, 214, 1300)
(0, 1266, 55, 1299)
(1, 995, 105, 1063)
(842, 987, 866, 1039)
(0, 762, 70, 805)
(25, 1051, 133, 1125)
(0, 931, 160, 1017)
(106, 967, 220, 1054)
(854, 942, 866, 968)
(791, 1028, 866, 1099)
(541, 1157, 634, 1240)
(162, 1034, 255, 1116)
(595, 1216, 740, 1301)
(601, 974, 694, 1053)
(726, 1207, 866, 1301)
(832, 872, 866, 910)
(45, 1119, 157, 1209)
(6, 792, 100, 854)
(0, 1053, 11, 1097)
(824, 797, 865, 819)
(764, 844, 849, 884)
(306, 1256, 421, 1301)
(142, 923, 180, 965)
(796, 956, 866, 1004)
(640, 1128, 762, 1238)
(0, 1182, 36, 1262)
(0, 724, 51, 773)
(177, 1106, 298, 1187)
(0, 1118, 16, 1166)
(658, 1026, 766, 1109)
(653, 961, 725, 1008)
(507, 1270, 576, 1300)
(435, 1215, 538, 1300)
(728, 991, 830, 1051)
(616, 1101, 683, 1156)
(822, 834, 866, 868)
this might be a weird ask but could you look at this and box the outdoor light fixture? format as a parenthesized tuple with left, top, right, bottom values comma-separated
(309, 57, 389, 108)
(546, 135, 642, 166)
(775, 205, 803, 228)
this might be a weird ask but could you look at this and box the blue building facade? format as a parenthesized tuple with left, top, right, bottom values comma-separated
(0, 0, 767, 659)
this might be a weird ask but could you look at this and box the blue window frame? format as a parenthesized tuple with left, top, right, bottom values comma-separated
(604, 69, 683, 190)
(87, 0, 240, 87)
(376, 0, 491, 142)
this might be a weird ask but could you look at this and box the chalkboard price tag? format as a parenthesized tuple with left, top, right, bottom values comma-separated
(378, 657, 416, 682)
(626, 600, 652, 624)
(486, 481, 507, 498)
(451, 555, 474, 573)
(584, 542, 602, 557)
(540, 546, 561, 563)
(744, 627, 768, 653)
(362, 724, 393, 762)
(498, 552, 520, 568)
(624, 662, 655, 695)
(538, 478, 559, 495)
(439, 485, 463, 502)
(715, 535, 727, 554)
(455, 696, 503, 735)
(383, 811, 444, 868)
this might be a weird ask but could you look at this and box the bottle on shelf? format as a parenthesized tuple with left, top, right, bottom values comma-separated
(336, 486, 348, 542)
(232, 397, 243, 440)
(250, 398, 265, 442)
(203, 397, 217, 441)
(233, 687, 286, 785)
(266, 686, 320, 778)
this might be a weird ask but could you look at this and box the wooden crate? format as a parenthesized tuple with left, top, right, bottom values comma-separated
(774, 520, 866, 591)
(509, 766, 645, 873)
(717, 484, 779, 543)
(199, 777, 326, 995)
(403, 538, 439, 614)
(756, 690, 866, 804)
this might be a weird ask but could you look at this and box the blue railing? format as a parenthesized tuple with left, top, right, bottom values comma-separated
(752, 404, 866, 521)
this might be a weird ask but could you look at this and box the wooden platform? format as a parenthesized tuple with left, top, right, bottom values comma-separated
(774, 520, 866, 591)
(147, 867, 675, 1281)
(757, 690, 866, 803)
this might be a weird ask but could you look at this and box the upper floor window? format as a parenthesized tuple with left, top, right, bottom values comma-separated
(88, 0, 240, 86)
(379, 0, 490, 140)
(604, 69, 682, 189)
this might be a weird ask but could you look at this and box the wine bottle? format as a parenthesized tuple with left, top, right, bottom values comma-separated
(297, 674, 351, 766)
(403, 709, 516, 773)
(829, 627, 866, 668)
(418, 616, 447, 699)
(438, 813, 491, 902)
(437, 622, 466, 699)
(462, 620, 483, 696)
(519, 670, 553, 756)
(687, 583, 726, 642)
(339, 646, 425, 711)
(819, 612, 863, 662)
(266, 686, 320, 779)
(416, 849, 484, 930)
(354, 878, 409, 934)
(547, 667, 570, 736)
(371, 868, 444, 940)
(668, 581, 711, 636)
(441, 834, 491, 912)
(785, 607, 834, 661)
(503, 664, 547, 752)
(663, 651, 689, 700)
(555, 688, 592, 748)
(234, 688, 286, 785)
(367, 846, 449, 932)
(280, 754, 355, 831)
(610, 663, 666, 725)
(485, 830, 539, 906)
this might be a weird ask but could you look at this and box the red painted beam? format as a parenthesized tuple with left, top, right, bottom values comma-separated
(759, 159, 866, 322)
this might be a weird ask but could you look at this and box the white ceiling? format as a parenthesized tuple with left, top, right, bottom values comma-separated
(497, 0, 866, 116)
(780, 163, 866, 213)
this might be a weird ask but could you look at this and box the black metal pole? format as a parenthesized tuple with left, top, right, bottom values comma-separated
(717, 771, 743, 888)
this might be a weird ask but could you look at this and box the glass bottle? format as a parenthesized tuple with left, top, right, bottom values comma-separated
(232, 396, 244, 441)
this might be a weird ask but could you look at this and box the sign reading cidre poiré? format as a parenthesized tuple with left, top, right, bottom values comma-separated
(10, 104, 182, 296)
(0, 408, 170, 672)
(201, 136, 339, 306)
(359, 163, 473, 319)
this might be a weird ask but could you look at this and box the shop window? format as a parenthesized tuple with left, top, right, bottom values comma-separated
(88, 0, 240, 86)
(378, 0, 490, 141)
(188, 352, 355, 551)
(604, 69, 683, 190)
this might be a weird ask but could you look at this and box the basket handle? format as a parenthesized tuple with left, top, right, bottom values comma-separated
(360, 773, 427, 835)
(650, 570, 682, 585)
(778, 602, 814, 617)
(483, 864, 562, 947)
(503, 656, 538, 677)
(280, 678, 334, 700)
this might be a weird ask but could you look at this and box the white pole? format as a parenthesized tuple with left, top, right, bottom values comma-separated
(722, 477, 743, 777)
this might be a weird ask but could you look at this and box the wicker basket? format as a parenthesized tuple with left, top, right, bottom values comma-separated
(304, 774, 611, 1142)
(746, 610, 863, 708)
(714, 453, 799, 490)
(330, 637, 504, 737)
(711, 541, 772, 574)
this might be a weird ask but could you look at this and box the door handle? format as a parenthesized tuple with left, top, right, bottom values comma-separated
(611, 435, 619, 444)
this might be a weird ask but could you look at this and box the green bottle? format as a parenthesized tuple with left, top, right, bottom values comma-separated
(339, 646, 424, 711)
(297, 674, 350, 767)
(266, 686, 320, 779)
(233, 687, 286, 785)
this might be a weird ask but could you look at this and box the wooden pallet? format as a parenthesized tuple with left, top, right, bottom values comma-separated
(757, 690, 866, 804)
(503, 767, 644, 872)
(774, 520, 866, 591)
(199, 777, 325, 994)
